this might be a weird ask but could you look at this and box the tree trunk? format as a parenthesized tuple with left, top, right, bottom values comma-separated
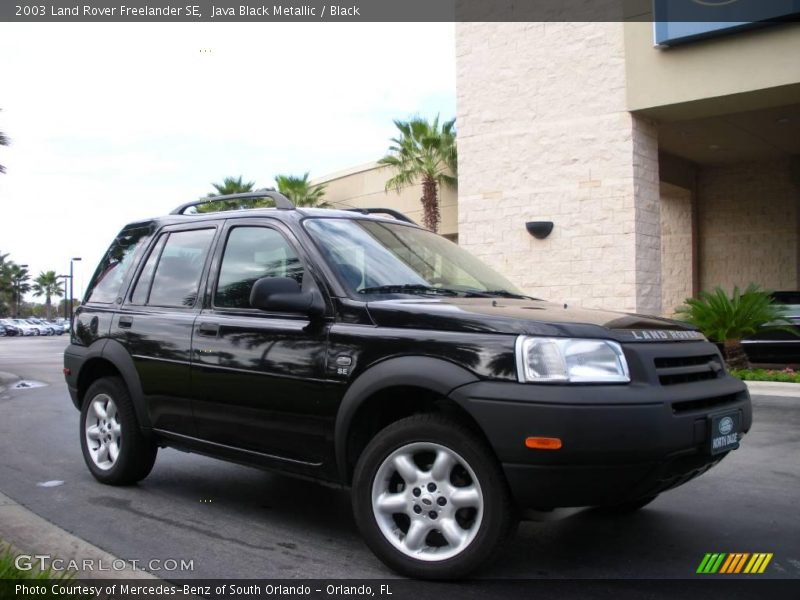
(420, 176, 440, 233)
(723, 339, 750, 370)
(45, 295, 52, 320)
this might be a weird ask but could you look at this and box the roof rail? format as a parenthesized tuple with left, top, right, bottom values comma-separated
(170, 190, 294, 215)
(345, 208, 415, 224)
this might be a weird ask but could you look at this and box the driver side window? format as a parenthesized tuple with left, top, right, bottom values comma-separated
(214, 226, 304, 309)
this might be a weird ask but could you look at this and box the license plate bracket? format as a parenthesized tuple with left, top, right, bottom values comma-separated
(708, 410, 741, 455)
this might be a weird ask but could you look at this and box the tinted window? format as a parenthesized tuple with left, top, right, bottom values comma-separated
(215, 227, 304, 309)
(772, 291, 800, 305)
(130, 234, 167, 305)
(145, 229, 215, 308)
(85, 224, 153, 304)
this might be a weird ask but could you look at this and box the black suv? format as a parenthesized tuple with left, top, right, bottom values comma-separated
(64, 192, 751, 579)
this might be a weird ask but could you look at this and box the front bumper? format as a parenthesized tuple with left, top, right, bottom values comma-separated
(449, 374, 751, 510)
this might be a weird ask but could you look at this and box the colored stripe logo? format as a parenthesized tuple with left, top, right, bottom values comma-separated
(697, 553, 773, 574)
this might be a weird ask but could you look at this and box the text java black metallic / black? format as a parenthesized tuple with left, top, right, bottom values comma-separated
(64, 192, 751, 579)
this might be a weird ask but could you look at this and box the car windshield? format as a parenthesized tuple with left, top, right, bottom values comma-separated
(304, 218, 527, 298)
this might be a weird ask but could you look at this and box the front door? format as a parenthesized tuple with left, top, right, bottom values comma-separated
(190, 220, 333, 467)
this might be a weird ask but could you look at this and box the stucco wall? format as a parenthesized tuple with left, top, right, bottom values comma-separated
(660, 182, 694, 315)
(312, 162, 459, 238)
(698, 159, 798, 293)
(625, 22, 800, 119)
(456, 22, 661, 313)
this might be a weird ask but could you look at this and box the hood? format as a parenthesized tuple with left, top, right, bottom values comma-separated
(365, 297, 699, 341)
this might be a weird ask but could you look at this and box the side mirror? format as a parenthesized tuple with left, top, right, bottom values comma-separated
(249, 277, 325, 317)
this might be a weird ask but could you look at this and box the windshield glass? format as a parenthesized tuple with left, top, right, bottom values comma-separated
(304, 218, 524, 297)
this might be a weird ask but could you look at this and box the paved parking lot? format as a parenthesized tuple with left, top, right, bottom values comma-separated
(0, 336, 798, 583)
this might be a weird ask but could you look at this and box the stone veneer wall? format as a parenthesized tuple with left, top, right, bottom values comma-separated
(698, 159, 798, 292)
(456, 22, 662, 314)
(660, 182, 694, 315)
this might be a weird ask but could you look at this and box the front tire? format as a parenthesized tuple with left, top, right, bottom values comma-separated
(352, 414, 515, 579)
(80, 377, 157, 485)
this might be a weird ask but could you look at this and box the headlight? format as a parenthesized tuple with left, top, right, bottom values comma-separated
(515, 336, 630, 383)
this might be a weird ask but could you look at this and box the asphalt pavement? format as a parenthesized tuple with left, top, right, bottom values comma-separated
(0, 336, 798, 582)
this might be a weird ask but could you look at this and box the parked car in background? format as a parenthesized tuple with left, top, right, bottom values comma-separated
(48, 320, 66, 335)
(33, 318, 61, 335)
(0, 324, 6, 336)
(742, 291, 800, 364)
(0, 320, 22, 336)
(55, 318, 71, 333)
(25, 319, 53, 336)
(12, 319, 38, 336)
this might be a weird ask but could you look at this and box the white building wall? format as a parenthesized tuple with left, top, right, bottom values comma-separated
(698, 159, 798, 292)
(456, 22, 661, 313)
(660, 182, 694, 315)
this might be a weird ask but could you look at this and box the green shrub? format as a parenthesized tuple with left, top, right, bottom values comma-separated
(730, 368, 800, 384)
(677, 284, 794, 369)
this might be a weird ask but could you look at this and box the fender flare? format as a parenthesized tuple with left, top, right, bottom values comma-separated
(334, 356, 479, 481)
(100, 339, 152, 430)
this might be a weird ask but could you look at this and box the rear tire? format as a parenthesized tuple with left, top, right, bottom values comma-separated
(352, 414, 515, 579)
(80, 377, 157, 485)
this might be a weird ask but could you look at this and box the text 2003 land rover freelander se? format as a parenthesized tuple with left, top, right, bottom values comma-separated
(64, 192, 751, 579)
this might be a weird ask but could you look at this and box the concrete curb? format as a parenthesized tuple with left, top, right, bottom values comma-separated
(745, 380, 800, 398)
(0, 491, 158, 580)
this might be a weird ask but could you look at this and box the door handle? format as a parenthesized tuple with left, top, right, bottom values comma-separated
(197, 322, 219, 336)
(118, 316, 133, 329)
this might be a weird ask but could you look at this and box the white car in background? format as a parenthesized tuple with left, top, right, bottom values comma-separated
(11, 319, 38, 336)
(27, 318, 56, 335)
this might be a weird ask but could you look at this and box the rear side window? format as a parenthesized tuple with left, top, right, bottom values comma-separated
(131, 228, 215, 308)
(215, 226, 304, 309)
(130, 234, 167, 305)
(85, 224, 153, 304)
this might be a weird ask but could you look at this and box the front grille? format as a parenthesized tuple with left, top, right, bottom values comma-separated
(654, 354, 723, 386)
(672, 394, 739, 414)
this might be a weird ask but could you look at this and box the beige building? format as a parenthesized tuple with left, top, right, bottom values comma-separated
(457, 20, 800, 316)
(317, 17, 800, 317)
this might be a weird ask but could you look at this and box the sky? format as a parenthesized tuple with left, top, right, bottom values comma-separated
(0, 22, 456, 300)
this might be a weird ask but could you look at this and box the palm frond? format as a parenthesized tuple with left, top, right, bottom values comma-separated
(677, 284, 796, 342)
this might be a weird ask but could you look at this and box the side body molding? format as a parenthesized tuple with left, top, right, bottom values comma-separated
(334, 356, 479, 481)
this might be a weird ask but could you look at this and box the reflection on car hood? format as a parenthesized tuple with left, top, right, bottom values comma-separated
(365, 297, 698, 340)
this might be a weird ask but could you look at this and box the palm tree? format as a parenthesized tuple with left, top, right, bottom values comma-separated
(378, 115, 457, 233)
(208, 175, 255, 196)
(0, 109, 9, 174)
(275, 173, 330, 207)
(677, 284, 795, 370)
(199, 176, 257, 213)
(6, 263, 30, 317)
(32, 270, 64, 320)
(0, 251, 11, 315)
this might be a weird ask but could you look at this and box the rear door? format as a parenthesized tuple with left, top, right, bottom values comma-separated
(115, 224, 218, 436)
(190, 218, 334, 468)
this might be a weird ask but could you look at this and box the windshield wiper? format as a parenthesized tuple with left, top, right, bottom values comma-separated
(358, 284, 462, 296)
(358, 284, 536, 300)
(472, 289, 537, 300)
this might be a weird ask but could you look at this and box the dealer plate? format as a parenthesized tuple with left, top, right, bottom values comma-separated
(709, 410, 741, 455)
